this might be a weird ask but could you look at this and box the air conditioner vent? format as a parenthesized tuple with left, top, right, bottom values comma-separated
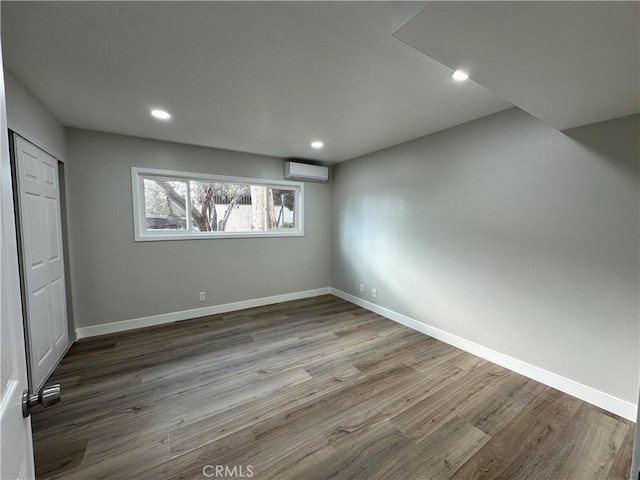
(284, 161, 329, 182)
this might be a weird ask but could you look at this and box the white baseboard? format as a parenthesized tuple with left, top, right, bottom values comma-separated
(331, 288, 638, 422)
(75, 287, 332, 340)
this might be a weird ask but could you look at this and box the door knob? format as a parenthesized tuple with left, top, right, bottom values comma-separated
(22, 384, 61, 417)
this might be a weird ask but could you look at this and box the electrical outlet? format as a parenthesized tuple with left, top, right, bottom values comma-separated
(359, 283, 364, 293)
(199, 292, 206, 302)
(371, 288, 377, 298)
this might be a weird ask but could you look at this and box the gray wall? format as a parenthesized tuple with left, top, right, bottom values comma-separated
(4, 71, 76, 338)
(4, 69, 66, 160)
(67, 128, 332, 328)
(332, 108, 639, 404)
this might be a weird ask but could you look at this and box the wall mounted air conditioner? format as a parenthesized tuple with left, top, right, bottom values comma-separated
(284, 161, 329, 182)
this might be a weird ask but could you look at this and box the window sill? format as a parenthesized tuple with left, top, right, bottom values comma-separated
(134, 230, 304, 242)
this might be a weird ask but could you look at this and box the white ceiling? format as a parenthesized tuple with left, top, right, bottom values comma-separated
(4, 2, 637, 164)
(1, 1, 512, 164)
(394, 1, 640, 131)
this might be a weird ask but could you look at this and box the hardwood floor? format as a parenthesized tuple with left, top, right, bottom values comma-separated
(32, 295, 634, 479)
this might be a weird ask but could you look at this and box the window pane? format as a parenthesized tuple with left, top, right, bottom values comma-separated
(268, 188, 296, 229)
(249, 185, 267, 231)
(189, 181, 251, 232)
(143, 178, 187, 230)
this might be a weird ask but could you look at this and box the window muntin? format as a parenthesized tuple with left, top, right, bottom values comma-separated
(133, 168, 303, 241)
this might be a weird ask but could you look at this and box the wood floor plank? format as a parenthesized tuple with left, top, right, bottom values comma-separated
(388, 364, 514, 442)
(33, 437, 87, 479)
(456, 373, 544, 436)
(251, 363, 419, 445)
(450, 393, 583, 479)
(144, 428, 259, 480)
(607, 424, 635, 480)
(315, 359, 466, 447)
(169, 366, 365, 459)
(32, 295, 635, 480)
(46, 430, 171, 480)
(245, 429, 333, 479)
(375, 415, 491, 480)
(518, 403, 632, 480)
(319, 420, 414, 480)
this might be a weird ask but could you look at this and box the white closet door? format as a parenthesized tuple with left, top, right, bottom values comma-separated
(14, 135, 69, 391)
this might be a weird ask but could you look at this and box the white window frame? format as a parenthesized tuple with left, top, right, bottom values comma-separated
(132, 167, 304, 241)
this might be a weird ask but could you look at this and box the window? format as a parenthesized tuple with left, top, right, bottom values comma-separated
(132, 167, 303, 241)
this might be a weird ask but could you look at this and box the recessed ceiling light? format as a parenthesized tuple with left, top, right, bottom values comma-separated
(451, 70, 469, 82)
(150, 109, 172, 120)
(311, 141, 324, 149)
